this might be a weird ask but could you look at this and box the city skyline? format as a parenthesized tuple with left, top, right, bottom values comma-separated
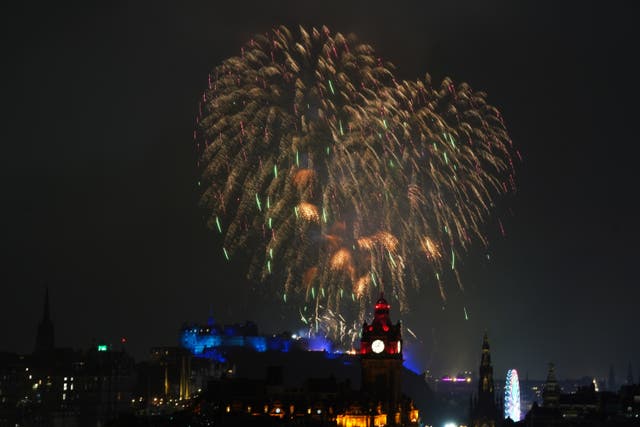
(13, 282, 640, 384)
(2, 0, 638, 380)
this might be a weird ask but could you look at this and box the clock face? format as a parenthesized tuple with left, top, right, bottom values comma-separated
(371, 339, 385, 354)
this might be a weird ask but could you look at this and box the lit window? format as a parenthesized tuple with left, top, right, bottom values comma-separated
(63, 383, 67, 391)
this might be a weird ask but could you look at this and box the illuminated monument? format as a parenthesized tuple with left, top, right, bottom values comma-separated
(357, 292, 407, 425)
(335, 293, 418, 427)
(470, 332, 499, 427)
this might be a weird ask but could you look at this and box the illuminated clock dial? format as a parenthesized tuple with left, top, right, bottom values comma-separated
(371, 339, 385, 354)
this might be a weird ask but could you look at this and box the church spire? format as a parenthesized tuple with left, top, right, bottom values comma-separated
(34, 286, 54, 354)
(480, 331, 492, 369)
(471, 332, 497, 427)
(478, 332, 494, 395)
(43, 286, 51, 321)
(542, 362, 560, 408)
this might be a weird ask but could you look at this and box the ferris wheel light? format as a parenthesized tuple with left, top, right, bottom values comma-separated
(504, 369, 521, 421)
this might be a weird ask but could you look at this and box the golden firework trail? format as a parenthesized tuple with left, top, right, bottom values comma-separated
(195, 25, 516, 347)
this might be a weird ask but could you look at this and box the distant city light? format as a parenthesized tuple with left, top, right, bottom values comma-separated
(440, 376, 471, 383)
(97, 344, 108, 352)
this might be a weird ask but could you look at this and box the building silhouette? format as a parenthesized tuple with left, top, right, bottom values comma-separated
(0, 288, 137, 426)
(542, 363, 560, 408)
(34, 287, 54, 354)
(523, 363, 640, 426)
(181, 293, 419, 427)
(609, 364, 617, 391)
(470, 332, 499, 427)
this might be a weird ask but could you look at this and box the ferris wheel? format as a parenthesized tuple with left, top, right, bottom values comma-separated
(504, 368, 521, 421)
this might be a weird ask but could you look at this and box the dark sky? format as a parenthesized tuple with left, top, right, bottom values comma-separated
(2, 0, 638, 381)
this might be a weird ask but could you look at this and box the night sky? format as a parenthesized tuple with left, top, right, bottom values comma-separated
(3, 1, 638, 381)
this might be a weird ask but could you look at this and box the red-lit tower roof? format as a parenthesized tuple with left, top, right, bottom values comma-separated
(360, 292, 402, 357)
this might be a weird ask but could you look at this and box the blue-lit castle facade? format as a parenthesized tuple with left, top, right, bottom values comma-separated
(180, 319, 333, 361)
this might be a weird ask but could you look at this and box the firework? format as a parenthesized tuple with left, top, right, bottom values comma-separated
(196, 25, 515, 347)
(353, 75, 516, 300)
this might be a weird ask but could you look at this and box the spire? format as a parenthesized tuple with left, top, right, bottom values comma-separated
(482, 331, 490, 349)
(472, 331, 497, 425)
(43, 286, 51, 321)
(608, 364, 616, 391)
(374, 292, 390, 314)
(34, 286, 54, 354)
(542, 363, 560, 408)
(480, 331, 492, 368)
(545, 363, 557, 384)
(478, 332, 493, 391)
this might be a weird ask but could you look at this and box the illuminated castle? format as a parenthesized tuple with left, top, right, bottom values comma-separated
(193, 294, 419, 427)
(180, 318, 334, 362)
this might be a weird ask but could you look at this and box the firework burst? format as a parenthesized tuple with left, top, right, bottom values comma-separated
(195, 25, 515, 347)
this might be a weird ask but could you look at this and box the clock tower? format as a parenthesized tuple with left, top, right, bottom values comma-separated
(360, 293, 403, 414)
